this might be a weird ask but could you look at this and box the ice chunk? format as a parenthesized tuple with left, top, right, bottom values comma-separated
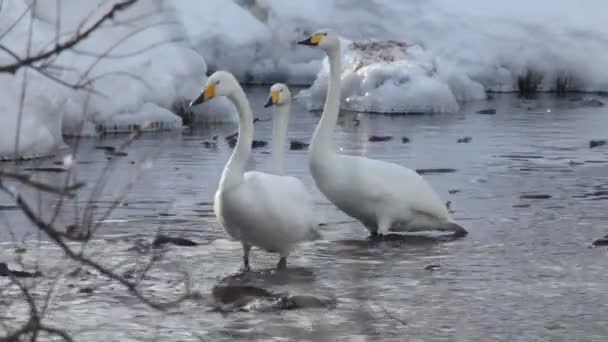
(298, 39, 485, 113)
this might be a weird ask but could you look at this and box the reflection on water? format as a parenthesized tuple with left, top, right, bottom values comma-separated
(1, 90, 608, 341)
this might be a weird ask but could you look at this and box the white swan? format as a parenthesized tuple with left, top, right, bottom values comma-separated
(297, 30, 468, 238)
(190, 72, 319, 271)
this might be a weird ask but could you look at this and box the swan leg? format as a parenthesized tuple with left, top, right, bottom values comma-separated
(242, 243, 251, 272)
(277, 257, 287, 270)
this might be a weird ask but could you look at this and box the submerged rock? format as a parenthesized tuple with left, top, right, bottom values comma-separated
(211, 284, 334, 312)
(589, 140, 607, 149)
(152, 235, 198, 247)
(251, 140, 268, 148)
(592, 235, 608, 247)
(415, 168, 457, 175)
(477, 108, 496, 115)
(23, 167, 67, 173)
(424, 264, 441, 271)
(401, 137, 410, 144)
(457, 137, 472, 143)
(0, 262, 42, 278)
(368, 135, 393, 142)
(225, 132, 268, 149)
(290, 140, 309, 150)
(520, 194, 552, 199)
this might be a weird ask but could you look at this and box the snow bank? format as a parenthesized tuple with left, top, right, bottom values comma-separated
(299, 40, 485, 113)
(0, 0, 234, 159)
(185, 0, 608, 113)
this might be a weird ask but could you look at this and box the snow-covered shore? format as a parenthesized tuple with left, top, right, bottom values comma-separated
(1, 0, 607, 159)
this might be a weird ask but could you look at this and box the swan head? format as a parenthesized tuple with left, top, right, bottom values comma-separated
(190, 71, 240, 107)
(297, 29, 340, 51)
(264, 83, 291, 108)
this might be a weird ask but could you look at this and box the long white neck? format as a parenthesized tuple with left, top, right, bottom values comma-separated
(270, 102, 290, 175)
(309, 45, 341, 161)
(219, 88, 254, 190)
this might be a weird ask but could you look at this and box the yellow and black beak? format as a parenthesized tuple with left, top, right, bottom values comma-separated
(190, 84, 215, 107)
(297, 33, 322, 46)
(264, 90, 280, 108)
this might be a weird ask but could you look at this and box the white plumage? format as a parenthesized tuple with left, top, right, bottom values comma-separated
(298, 30, 467, 237)
(191, 71, 318, 270)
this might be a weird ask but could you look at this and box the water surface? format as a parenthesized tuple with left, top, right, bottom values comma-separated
(1, 89, 608, 341)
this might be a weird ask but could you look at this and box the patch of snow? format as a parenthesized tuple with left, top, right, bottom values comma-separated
(182, 0, 608, 113)
(0, 0, 235, 160)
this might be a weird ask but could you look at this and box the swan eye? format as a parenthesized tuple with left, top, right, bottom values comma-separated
(215, 80, 220, 85)
(280, 89, 283, 93)
(322, 33, 328, 36)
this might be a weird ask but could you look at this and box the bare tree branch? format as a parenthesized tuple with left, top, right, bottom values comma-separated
(0, 183, 200, 311)
(0, 0, 138, 74)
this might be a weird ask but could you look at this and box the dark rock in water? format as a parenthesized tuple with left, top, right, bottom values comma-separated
(368, 135, 393, 142)
(65, 224, 90, 241)
(212, 285, 275, 304)
(424, 264, 441, 271)
(477, 108, 496, 115)
(108, 150, 128, 157)
(448, 189, 461, 194)
(457, 137, 472, 143)
(252, 140, 268, 148)
(589, 140, 607, 149)
(212, 284, 334, 312)
(402, 137, 410, 144)
(23, 167, 67, 173)
(79, 287, 95, 294)
(498, 154, 544, 160)
(581, 98, 605, 107)
(0, 262, 42, 278)
(290, 140, 309, 150)
(520, 194, 552, 199)
(415, 168, 457, 175)
(279, 295, 335, 310)
(95, 145, 116, 152)
(592, 235, 608, 246)
(513, 203, 531, 208)
(225, 133, 267, 149)
(152, 235, 198, 247)
(202, 136, 218, 148)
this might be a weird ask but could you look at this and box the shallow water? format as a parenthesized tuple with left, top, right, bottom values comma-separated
(1, 90, 608, 341)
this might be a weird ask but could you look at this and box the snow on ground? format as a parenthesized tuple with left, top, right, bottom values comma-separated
(2, 0, 608, 158)
(184, 0, 608, 113)
(0, 0, 234, 159)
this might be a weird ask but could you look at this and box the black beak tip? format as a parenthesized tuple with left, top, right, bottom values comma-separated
(264, 98, 273, 108)
(190, 95, 204, 107)
(297, 38, 314, 46)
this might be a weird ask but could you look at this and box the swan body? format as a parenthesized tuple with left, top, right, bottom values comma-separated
(190, 72, 318, 270)
(298, 30, 467, 237)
